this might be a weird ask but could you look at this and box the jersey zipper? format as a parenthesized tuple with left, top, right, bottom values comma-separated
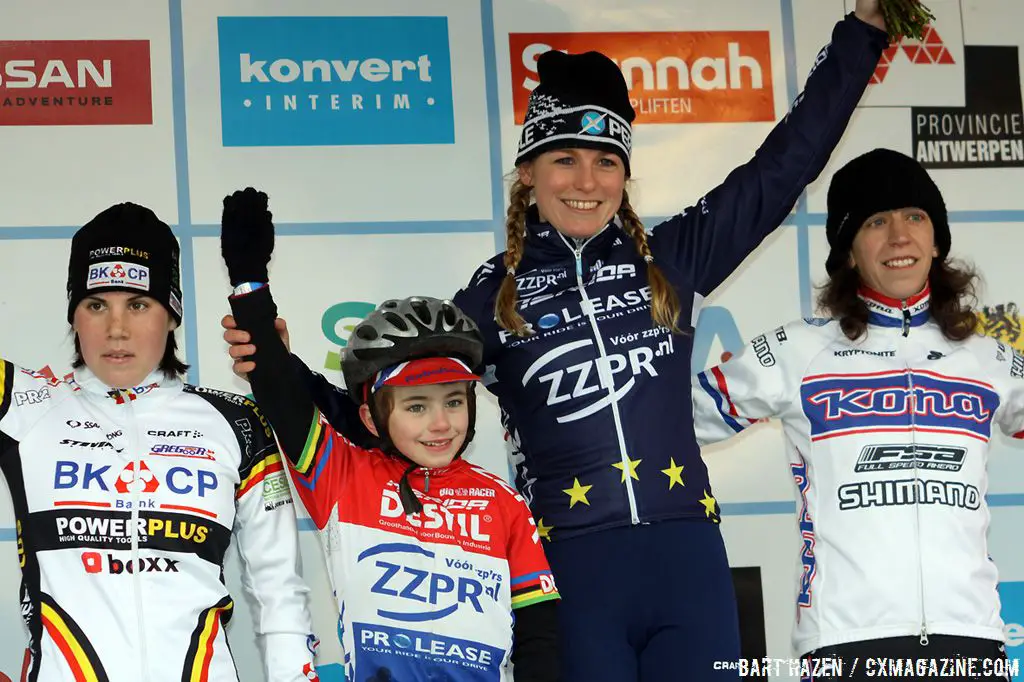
(561, 231, 640, 524)
(901, 300, 929, 645)
(123, 392, 151, 678)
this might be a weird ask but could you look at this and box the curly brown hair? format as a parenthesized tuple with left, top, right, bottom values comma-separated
(816, 259, 979, 342)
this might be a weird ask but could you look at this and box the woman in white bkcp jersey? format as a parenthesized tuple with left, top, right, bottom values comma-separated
(0, 203, 315, 681)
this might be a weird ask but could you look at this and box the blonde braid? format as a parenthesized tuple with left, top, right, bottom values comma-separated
(494, 180, 533, 336)
(619, 189, 683, 334)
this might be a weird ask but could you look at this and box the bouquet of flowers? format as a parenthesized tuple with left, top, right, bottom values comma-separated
(879, 0, 936, 41)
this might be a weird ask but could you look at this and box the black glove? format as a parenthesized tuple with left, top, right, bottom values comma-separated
(221, 187, 275, 286)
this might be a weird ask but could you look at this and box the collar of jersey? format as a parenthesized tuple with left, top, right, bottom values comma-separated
(857, 283, 931, 329)
(523, 205, 621, 261)
(73, 365, 182, 405)
(390, 454, 471, 479)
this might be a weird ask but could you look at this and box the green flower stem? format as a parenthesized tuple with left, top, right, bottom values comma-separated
(879, 0, 936, 41)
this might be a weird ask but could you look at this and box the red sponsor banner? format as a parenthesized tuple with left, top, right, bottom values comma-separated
(871, 25, 954, 85)
(0, 40, 152, 125)
(510, 31, 775, 124)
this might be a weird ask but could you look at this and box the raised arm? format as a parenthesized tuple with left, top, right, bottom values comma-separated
(221, 188, 355, 527)
(650, 10, 888, 295)
(221, 315, 376, 448)
(291, 353, 376, 449)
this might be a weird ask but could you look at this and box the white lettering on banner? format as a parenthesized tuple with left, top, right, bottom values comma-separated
(916, 112, 1024, 137)
(520, 43, 763, 92)
(1, 59, 111, 88)
(379, 489, 491, 542)
(239, 54, 432, 84)
(916, 139, 1024, 164)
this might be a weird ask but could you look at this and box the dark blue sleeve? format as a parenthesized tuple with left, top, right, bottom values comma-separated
(290, 352, 377, 449)
(453, 257, 505, 365)
(648, 13, 888, 296)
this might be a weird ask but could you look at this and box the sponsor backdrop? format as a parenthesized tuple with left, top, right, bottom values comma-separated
(2, 0, 1024, 679)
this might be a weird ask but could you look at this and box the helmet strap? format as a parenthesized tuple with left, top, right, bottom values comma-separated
(397, 463, 423, 515)
(451, 384, 478, 459)
(367, 394, 423, 515)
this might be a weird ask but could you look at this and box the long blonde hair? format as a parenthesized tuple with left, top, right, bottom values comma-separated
(494, 180, 682, 337)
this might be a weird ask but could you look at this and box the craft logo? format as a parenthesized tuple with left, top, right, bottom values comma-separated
(218, 16, 455, 146)
(0, 40, 152, 125)
(320, 301, 376, 371)
(913, 46, 1024, 168)
(509, 31, 774, 124)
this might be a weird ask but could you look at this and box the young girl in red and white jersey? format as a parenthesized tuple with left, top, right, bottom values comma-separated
(220, 188, 560, 682)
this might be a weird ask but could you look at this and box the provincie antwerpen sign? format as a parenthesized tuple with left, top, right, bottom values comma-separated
(509, 31, 775, 124)
(913, 45, 1024, 169)
(0, 40, 153, 125)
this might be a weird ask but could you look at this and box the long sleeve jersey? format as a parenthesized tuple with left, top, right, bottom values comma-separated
(0, 362, 315, 681)
(692, 286, 1024, 655)
(230, 286, 560, 682)
(299, 14, 888, 542)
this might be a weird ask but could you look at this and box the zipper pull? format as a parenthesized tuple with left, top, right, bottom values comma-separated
(902, 308, 911, 337)
(919, 625, 929, 646)
(424, 471, 430, 494)
(574, 250, 583, 279)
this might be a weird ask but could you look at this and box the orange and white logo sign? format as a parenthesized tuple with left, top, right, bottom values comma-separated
(509, 32, 775, 124)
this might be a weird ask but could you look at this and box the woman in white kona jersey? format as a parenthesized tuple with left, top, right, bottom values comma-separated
(693, 149, 1018, 680)
(0, 203, 315, 681)
(692, 147, 1019, 675)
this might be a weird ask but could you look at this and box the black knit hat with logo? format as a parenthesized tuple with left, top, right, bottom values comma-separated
(825, 148, 950, 274)
(515, 50, 636, 176)
(67, 203, 183, 324)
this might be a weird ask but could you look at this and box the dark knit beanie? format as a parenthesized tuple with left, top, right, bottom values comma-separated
(67, 203, 182, 324)
(515, 50, 636, 175)
(825, 148, 949, 274)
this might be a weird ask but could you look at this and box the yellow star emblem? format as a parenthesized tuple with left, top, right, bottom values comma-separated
(536, 518, 553, 541)
(661, 458, 685, 490)
(611, 457, 642, 482)
(562, 478, 593, 508)
(699, 489, 718, 518)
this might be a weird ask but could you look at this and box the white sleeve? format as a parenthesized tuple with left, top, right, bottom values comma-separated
(232, 406, 317, 682)
(987, 343, 1024, 439)
(692, 321, 806, 447)
(0, 361, 68, 441)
